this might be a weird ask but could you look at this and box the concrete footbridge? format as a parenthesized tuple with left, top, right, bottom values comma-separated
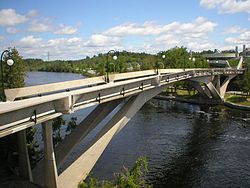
(0, 56, 245, 188)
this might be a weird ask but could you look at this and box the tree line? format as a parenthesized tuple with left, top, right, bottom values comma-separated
(25, 47, 210, 76)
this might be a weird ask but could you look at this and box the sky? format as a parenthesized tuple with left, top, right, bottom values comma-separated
(0, 0, 250, 60)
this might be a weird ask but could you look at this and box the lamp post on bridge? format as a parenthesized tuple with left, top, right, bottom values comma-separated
(105, 50, 118, 83)
(155, 51, 166, 74)
(1, 49, 14, 101)
(184, 50, 195, 71)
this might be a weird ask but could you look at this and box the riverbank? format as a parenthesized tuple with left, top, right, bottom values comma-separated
(155, 90, 250, 111)
(224, 101, 250, 111)
(224, 93, 250, 111)
(27, 69, 96, 78)
(154, 95, 220, 105)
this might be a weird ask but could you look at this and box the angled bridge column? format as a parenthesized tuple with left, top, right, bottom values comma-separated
(17, 130, 33, 182)
(219, 75, 235, 99)
(32, 99, 122, 187)
(42, 120, 58, 188)
(190, 74, 236, 101)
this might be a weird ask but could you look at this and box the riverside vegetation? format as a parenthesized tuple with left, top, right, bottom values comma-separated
(78, 157, 152, 188)
(24, 46, 250, 95)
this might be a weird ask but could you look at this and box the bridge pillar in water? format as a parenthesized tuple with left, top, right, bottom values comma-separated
(42, 120, 58, 188)
(17, 130, 33, 182)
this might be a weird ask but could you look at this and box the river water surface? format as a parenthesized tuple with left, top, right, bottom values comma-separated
(26, 71, 250, 188)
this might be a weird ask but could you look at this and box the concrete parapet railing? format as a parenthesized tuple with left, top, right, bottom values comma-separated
(4, 68, 244, 101)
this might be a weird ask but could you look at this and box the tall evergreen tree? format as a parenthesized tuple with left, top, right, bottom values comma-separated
(0, 48, 26, 100)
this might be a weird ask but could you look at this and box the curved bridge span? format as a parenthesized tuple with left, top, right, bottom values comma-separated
(0, 61, 245, 187)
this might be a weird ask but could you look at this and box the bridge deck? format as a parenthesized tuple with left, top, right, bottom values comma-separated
(0, 68, 244, 138)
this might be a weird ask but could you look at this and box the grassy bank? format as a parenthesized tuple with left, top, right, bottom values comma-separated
(163, 88, 197, 98)
(162, 88, 250, 107)
(224, 94, 250, 106)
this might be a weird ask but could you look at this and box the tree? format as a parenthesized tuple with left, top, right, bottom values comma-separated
(0, 48, 26, 99)
(52, 116, 66, 145)
(66, 117, 77, 133)
(239, 69, 250, 95)
(78, 157, 152, 188)
(0, 48, 34, 171)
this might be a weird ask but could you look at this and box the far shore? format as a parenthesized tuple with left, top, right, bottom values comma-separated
(155, 89, 250, 111)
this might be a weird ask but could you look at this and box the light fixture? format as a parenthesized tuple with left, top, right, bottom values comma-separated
(1, 49, 15, 101)
(113, 55, 118, 60)
(106, 50, 118, 83)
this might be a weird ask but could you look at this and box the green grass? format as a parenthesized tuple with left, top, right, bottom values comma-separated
(164, 88, 197, 98)
(225, 94, 250, 106)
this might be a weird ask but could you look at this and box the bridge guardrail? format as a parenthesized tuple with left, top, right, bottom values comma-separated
(3, 68, 244, 101)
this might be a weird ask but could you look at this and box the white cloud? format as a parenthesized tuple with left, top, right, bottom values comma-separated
(54, 24, 78, 35)
(26, 10, 38, 18)
(221, 26, 250, 53)
(200, 0, 224, 9)
(103, 17, 217, 52)
(200, 0, 250, 14)
(19, 36, 43, 47)
(12, 34, 123, 60)
(47, 37, 82, 46)
(14, 36, 87, 59)
(104, 22, 162, 36)
(225, 30, 250, 44)
(28, 19, 51, 32)
(9, 17, 219, 59)
(8, 17, 217, 59)
(104, 17, 216, 37)
(224, 26, 247, 34)
(0, 9, 29, 26)
(6, 27, 19, 34)
(86, 34, 121, 47)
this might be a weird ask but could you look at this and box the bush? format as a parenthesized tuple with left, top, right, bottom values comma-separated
(78, 157, 152, 188)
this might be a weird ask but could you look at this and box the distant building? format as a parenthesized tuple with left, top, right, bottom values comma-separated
(203, 45, 247, 68)
(203, 53, 235, 68)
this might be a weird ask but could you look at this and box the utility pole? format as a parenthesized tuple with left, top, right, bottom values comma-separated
(235, 46, 238, 57)
(47, 52, 50, 61)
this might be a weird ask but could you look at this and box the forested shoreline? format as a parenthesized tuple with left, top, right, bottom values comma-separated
(24, 46, 250, 94)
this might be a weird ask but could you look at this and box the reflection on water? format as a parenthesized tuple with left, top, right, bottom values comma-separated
(25, 71, 84, 86)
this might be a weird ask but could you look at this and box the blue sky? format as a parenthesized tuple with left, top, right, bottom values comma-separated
(0, 0, 250, 60)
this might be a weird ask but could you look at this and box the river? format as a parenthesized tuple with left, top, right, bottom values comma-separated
(26, 71, 250, 188)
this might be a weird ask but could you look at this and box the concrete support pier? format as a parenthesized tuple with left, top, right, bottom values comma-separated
(17, 130, 33, 182)
(42, 121, 58, 188)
